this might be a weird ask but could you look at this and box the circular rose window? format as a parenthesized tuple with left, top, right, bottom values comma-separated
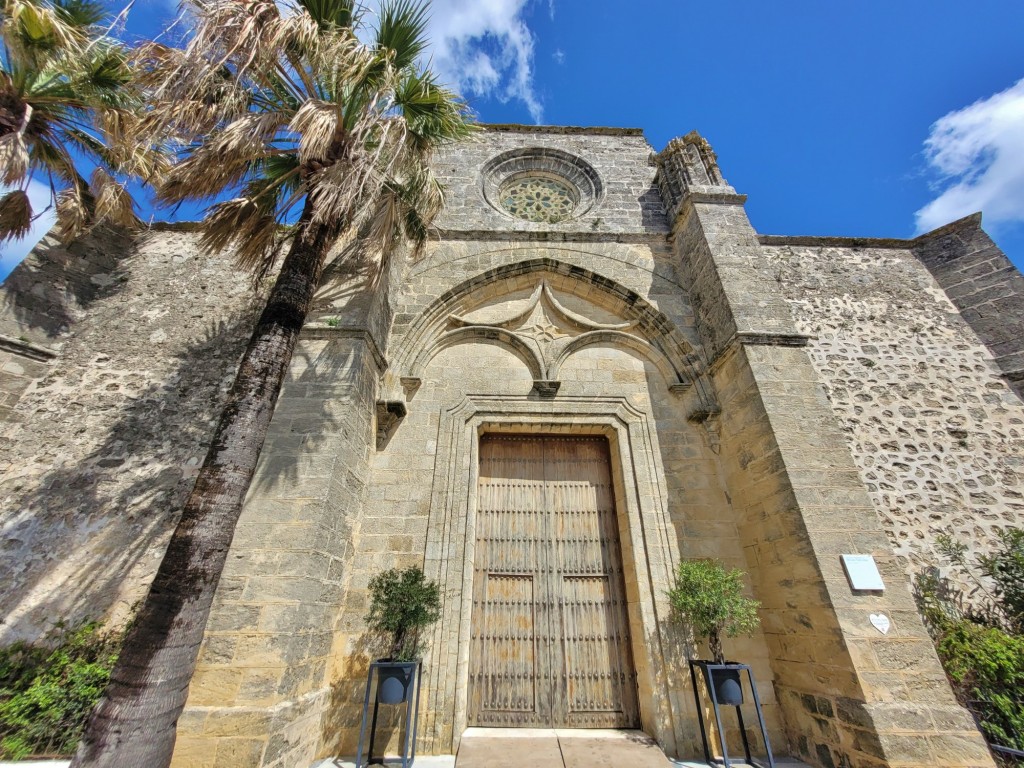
(481, 148, 603, 224)
(500, 175, 579, 223)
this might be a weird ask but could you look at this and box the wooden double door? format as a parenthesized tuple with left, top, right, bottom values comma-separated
(469, 434, 639, 728)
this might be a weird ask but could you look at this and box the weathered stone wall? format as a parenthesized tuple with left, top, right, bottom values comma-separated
(320, 242, 786, 760)
(432, 125, 668, 237)
(760, 241, 1024, 579)
(2, 125, 1013, 768)
(0, 228, 258, 642)
(913, 214, 1024, 398)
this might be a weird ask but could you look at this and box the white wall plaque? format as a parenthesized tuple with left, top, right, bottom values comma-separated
(841, 554, 885, 591)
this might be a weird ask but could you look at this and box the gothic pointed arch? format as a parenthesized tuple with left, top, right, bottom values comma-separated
(387, 256, 706, 400)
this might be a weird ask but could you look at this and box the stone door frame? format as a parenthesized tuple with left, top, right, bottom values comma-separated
(417, 393, 681, 756)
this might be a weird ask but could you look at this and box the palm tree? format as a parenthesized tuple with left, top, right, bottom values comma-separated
(0, 0, 159, 242)
(71, 2, 473, 765)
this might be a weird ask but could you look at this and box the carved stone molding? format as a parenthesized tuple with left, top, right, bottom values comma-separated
(375, 400, 407, 449)
(402, 280, 695, 399)
(655, 130, 733, 221)
(388, 257, 710, 405)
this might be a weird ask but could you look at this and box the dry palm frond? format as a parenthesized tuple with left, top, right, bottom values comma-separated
(216, 111, 286, 158)
(199, 196, 281, 279)
(289, 100, 338, 165)
(97, 110, 171, 181)
(90, 166, 140, 230)
(2, 1, 166, 244)
(0, 188, 33, 240)
(0, 130, 30, 185)
(147, 0, 474, 282)
(158, 147, 255, 205)
(54, 184, 89, 241)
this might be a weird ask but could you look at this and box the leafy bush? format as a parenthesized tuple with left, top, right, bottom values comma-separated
(0, 621, 125, 759)
(667, 559, 760, 663)
(977, 529, 1024, 633)
(365, 566, 441, 662)
(915, 527, 1024, 753)
(935, 528, 1024, 633)
(928, 612, 1024, 750)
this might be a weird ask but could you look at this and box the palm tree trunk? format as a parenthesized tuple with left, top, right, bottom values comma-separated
(72, 201, 341, 768)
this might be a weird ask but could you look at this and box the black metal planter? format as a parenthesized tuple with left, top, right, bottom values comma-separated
(689, 660, 775, 768)
(356, 660, 423, 768)
(377, 660, 417, 704)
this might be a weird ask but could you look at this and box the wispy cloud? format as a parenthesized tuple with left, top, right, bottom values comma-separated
(915, 78, 1024, 234)
(0, 179, 56, 282)
(384, 0, 544, 123)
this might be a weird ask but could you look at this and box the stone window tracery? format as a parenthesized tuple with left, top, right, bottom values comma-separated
(480, 147, 603, 224)
(499, 175, 578, 223)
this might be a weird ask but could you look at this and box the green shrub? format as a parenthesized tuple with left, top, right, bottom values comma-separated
(365, 566, 441, 662)
(667, 559, 760, 663)
(935, 528, 1024, 633)
(977, 528, 1024, 633)
(0, 621, 125, 759)
(934, 620, 1024, 749)
(915, 530, 1024, 752)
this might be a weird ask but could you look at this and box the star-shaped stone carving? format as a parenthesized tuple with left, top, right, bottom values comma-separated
(524, 321, 566, 342)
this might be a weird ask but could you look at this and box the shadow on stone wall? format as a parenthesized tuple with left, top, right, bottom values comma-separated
(1, 228, 137, 340)
(0, 312, 257, 640)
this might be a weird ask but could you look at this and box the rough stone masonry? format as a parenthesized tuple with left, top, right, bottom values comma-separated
(1, 125, 1022, 768)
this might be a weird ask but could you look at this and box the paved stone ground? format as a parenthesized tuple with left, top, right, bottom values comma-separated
(311, 727, 811, 768)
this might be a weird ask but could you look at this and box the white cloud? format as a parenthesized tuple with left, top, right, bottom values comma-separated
(235, 1, 546, 122)
(915, 77, 1024, 234)
(368, 0, 544, 123)
(0, 179, 56, 281)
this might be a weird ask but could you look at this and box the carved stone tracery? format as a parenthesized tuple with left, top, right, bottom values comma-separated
(387, 258, 718, 411)
(448, 281, 635, 384)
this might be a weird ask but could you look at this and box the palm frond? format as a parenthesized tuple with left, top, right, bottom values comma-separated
(394, 68, 475, 149)
(0, 129, 30, 184)
(0, 188, 33, 239)
(199, 196, 282, 280)
(51, 0, 105, 29)
(90, 165, 139, 229)
(297, 0, 358, 31)
(374, 0, 428, 72)
(289, 98, 337, 165)
(2, 0, 165, 244)
(2, 0, 91, 63)
(54, 182, 89, 241)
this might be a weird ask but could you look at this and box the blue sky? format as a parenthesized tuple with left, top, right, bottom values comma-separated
(3, 0, 1024, 278)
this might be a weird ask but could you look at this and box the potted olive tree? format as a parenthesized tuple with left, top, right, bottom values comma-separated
(668, 559, 761, 705)
(365, 565, 441, 704)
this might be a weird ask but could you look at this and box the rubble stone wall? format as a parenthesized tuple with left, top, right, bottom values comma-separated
(0, 229, 258, 642)
(761, 240, 1024, 579)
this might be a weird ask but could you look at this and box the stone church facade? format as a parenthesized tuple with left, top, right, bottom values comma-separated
(2, 125, 1023, 768)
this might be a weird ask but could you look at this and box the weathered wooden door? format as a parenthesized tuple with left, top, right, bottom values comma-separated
(469, 434, 639, 728)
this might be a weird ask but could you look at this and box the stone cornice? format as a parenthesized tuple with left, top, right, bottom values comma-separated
(429, 229, 666, 244)
(480, 123, 645, 136)
(706, 331, 813, 375)
(302, 325, 388, 373)
(0, 333, 57, 361)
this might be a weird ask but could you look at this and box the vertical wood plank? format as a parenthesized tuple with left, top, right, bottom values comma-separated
(469, 435, 638, 729)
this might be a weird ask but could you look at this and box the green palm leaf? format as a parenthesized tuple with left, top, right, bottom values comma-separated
(0, 0, 164, 241)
